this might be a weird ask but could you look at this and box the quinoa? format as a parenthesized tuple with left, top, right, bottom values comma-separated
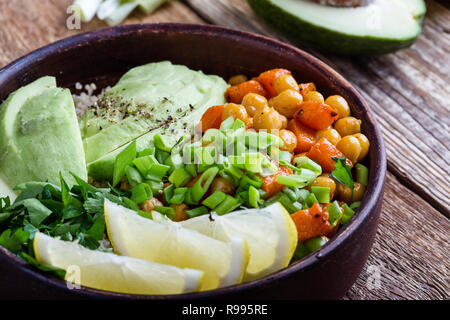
(72, 82, 111, 117)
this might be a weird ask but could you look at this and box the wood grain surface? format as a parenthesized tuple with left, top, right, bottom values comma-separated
(0, 0, 448, 300)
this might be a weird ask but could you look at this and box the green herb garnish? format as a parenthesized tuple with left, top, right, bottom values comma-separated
(331, 157, 354, 200)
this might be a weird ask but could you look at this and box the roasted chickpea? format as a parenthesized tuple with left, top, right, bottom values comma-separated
(119, 179, 132, 190)
(274, 74, 299, 94)
(269, 89, 303, 118)
(334, 116, 361, 137)
(210, 177, 235, 195)
(336, 182, 366, 203)
(222, 103, 252, 127)
(280, 114, 288, 129)
(279, 129, 298, 153)
(303, 91, 325, 103)
(228, 74, 248, 86)
(241, 93, 269, 117)
(336, 136, 362, 163)
(310, 174, 337, 200)
(352, 133, 370, 161)
(253, 107, 283, 132)
(140, 197, 163, 212)
(325, 95, 350, 119)
(170, 204, 190, 222)
(317, 128, 341, 145)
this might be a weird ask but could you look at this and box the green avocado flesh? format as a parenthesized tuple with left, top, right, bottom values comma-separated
(248, 0, 426, 55)
(84, 61, 228, 182)
(0, 77, 87, 198)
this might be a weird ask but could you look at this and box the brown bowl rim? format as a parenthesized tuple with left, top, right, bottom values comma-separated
(0, 23, 386, 299)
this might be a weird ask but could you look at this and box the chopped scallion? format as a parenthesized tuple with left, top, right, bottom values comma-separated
(186, 206, 209, 218)
(293, 155, 322, 175)
(220, 116, 235, 131)
(311, 186, 331, 203)
(305, 236, 329, 252)
(305, 192, 318, 207)
(350, 201, 361, 210)
(355, 163, 369, 186)
(163, 184, 175, 204)
(138, 210, 153, 220)
(202, 190, 227, 209)
(154, 206, 175, 220)
(213, 196, 241, 215)
(341, 203, 355, 225)
(131, 183, 153, 204)
(125, 165, 142, 187)
(192, 167, 219, 202)
(113, 140, 136, 186)
(169, 187, 188, 205)
(153, 133, 176, 153)
(248, 186, 260, 208)
(168, 168, 192, 187)
(327, 201, 343, 227)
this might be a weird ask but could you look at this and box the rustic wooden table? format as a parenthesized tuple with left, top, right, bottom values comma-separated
(0, 0, 448, 300)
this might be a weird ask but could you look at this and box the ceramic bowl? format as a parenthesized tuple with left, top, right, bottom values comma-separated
(0, 23, 386, 299)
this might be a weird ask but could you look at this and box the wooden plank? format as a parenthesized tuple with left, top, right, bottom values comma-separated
(184, 0, 450, 216)
(345, 172, 450, 300)
(0, 0, 204, 68)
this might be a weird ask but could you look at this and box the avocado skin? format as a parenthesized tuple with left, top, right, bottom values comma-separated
(248, 0, 424, 56)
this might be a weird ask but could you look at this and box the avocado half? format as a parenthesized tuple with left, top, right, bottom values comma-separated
(248, 0, 426, 55)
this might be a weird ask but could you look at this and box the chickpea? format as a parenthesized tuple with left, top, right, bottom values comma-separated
(253, 107, 283, 132)
(269, 89, 303, 118)
(228, 74, 248, 86)
(336, 136, 362, 163)
(317, 128, 341, 146)
(280, 114, 288, 129)
(222, 103, 252, 127)
(334, 117, 361, 137)
(241, 93, 269, 117)
(88, 177, 109, 188)
(170, 204, 190, 222)
(279, 129, 298, 153)
(352, 133, 370, 161)
(325, 95, 350, 119)
(336, 182, 366, 203)
(210, 177, 235, 195)
(119, 179, 132, 190)
(140, 197, 163, 212)
(303, 91, 325, 103)
(310, 174, 336, 199)
(274, 74, 299, 94)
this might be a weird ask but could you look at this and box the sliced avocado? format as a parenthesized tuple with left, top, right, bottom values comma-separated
(248, 0, 426, 55)
(87, 77, 228, 182)
(0, 77, 87, 196)
(82, 61, 228, 164)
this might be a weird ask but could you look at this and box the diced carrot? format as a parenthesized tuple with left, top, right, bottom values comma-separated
(261, 166, 293, 199)
(290, 203, 332, 242)
(294, 101, 339, 130)
(257, 68, 291, 98)
(196, 105, 225, 132)
(306, 138, 352, 173)
(287, 119, 317, 153)
(298, 82, 316, 97)
(225, 80, 267, 104)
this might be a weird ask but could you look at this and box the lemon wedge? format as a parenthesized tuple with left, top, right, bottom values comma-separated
(33, 232, 203, 295)
(181, 202, 298, 281)
(104, 199, 249, 291)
